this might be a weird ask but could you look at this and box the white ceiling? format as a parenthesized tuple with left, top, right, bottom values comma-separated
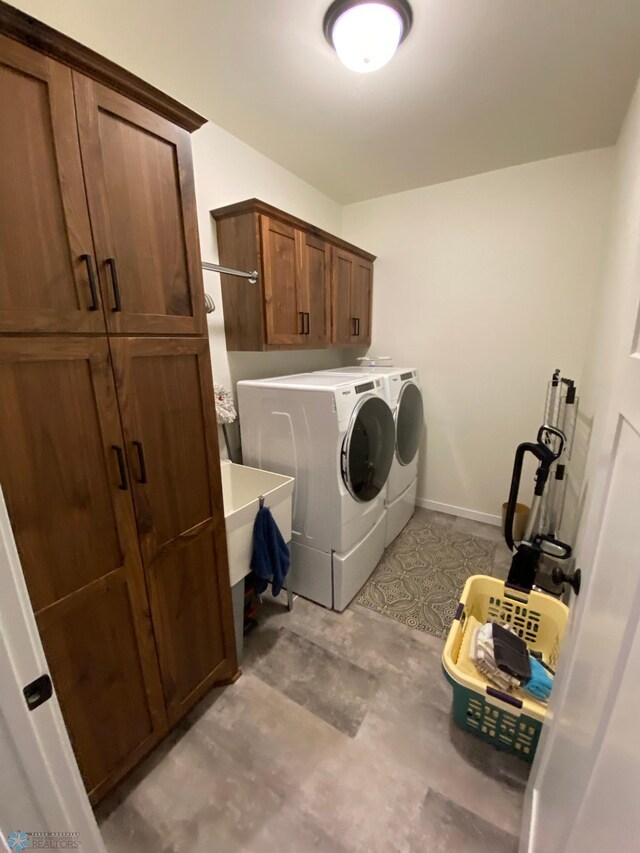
(14, 0, 640, 203)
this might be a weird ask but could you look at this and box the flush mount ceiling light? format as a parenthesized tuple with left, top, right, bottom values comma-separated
(324, 0, 413, 73)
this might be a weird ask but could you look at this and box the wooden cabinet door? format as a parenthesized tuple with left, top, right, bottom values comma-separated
(299, 232, 331, 348)
(110, 337, 237, 724)
(331, 247, 355, 345)
(73, 75, 205, 335)
(351, 256, 373, 345)
(0, 338, 166, 803)
(0, 37, 105, 334)
(260, 216, 306, 346)
(331, 248, 373, 346)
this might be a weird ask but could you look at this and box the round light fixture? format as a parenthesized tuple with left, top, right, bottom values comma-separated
(324, 0, 413, 73)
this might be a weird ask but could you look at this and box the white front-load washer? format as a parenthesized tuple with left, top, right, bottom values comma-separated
(315, 366, 424, 546)
(237, 373, 396, 610)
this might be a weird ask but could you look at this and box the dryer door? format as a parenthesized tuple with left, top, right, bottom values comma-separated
(395, 381, 424, 466)
(342, 396, 395, 502)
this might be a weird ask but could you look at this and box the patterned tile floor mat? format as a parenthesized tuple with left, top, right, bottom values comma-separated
(356, 517, 496, 638)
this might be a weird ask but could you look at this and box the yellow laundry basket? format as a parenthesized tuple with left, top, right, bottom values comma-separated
(442, 575, 569, 760)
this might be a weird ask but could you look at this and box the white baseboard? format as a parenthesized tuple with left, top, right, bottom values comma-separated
(415, 497, 502, 527)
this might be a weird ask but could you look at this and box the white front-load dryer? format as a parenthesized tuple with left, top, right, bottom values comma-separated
(237, 373, 396, 610)
(316, 366, 424, 546)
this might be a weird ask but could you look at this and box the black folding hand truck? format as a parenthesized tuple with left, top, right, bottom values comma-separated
(503, 370, 582, 597)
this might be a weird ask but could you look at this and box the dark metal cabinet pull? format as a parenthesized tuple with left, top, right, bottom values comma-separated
(112, 445, 128, 490)
(355, 317, 360, 336)
(304, 312, 310, 335)
(80, 253, 100, 311)
(106, 257, 122, 312)
(299, 311, 305, 335)
(133, 440, 148, 484)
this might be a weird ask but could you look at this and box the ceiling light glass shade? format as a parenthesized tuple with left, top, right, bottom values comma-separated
(325, 1, 412, 73)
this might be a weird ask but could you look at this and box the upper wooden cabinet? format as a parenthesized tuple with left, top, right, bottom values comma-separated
(260, 217, 332, 347)
(0, 36, 105, 334)
(212, 199, 374, 351)
(74, 75, 205, 335)
(331, 247, 373, 347)
(260, 216, 306, 346)
(302, 231, 332, 348)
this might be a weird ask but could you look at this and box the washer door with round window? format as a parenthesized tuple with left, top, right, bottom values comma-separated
(395, 381, 424, 466)
(342, 396, 395, 502)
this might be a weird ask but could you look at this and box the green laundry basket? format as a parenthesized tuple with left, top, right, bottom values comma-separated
(442, 575, 569, 761)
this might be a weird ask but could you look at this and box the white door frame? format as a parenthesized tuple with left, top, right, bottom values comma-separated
(519, 420, 615, 850)
(522, 395, 640, 852)
(0, 486, 106, 852)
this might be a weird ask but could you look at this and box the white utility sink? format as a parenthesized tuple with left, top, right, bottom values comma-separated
(220, 459, 294, 587)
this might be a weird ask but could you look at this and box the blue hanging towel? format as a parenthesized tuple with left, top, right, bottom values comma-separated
(250, 505, 290, 596)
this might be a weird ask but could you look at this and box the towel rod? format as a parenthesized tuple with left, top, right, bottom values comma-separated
(202, 261, 259, 284)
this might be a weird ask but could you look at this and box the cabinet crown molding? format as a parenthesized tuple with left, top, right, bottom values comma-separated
(211, 198, 376, 262)
(0, 0, 206, 132)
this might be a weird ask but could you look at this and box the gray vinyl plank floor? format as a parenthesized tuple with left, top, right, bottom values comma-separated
(97, 509, 526, 853)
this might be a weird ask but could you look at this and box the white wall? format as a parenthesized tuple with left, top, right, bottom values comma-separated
(5, 0, 616, 501)
(559, 92, 640, 546)
(190, 122, 348, 456)
(191, 120, 345, 392)
(578, 80, 640, 497)
(342, 150, 613, 521)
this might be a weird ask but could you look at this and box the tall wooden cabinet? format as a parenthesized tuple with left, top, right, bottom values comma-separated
(0, 338, 167, 801)
(73, 76, 205, 335)
(212, 199, 374, 351)
(0, 36, 103, 334)
(0, 8, 237, 805)
(110, 337, 235, 725)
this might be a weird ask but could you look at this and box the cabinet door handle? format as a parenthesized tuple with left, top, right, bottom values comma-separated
(299, 311, 305, 335)
(112, 445, 128, 490)
(304, 312, 310, 335)
(80, 254, 100, 311)
(355, 317, 360, 336)
(351, 317, 357, 336)
(132, 440, 148, 484)
(106, 257, 122, 312)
